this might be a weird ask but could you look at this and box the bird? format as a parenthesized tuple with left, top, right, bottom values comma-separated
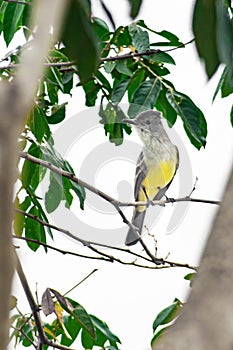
(123, 110, 179, 246)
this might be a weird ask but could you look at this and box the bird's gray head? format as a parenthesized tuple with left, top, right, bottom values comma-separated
(123, 110, 163, 133)
(134, 110, 162, 132)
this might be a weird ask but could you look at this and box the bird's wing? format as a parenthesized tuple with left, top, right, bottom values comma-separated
(134, 151, 147, 200)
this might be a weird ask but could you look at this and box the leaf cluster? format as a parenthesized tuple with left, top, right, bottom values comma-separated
(10, 290, 121, 349)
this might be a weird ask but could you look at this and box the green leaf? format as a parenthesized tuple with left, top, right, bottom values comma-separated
(128, 0, 142, 18)
(83, 79, 100, 106)
(100, 103, 128, 145)
(193, 0, 220, 78)
(221, 63, 233, 97)
(48, 49, 70, 62)
(111, 77, 130, 103)
(46, 82, 58, 105)
(149, 51, 175, 65)
(46, 66, 64, 91)
(63, 71, 74, 95)
(28, 105, 51, 143)
(45, 174, 63, 213)
(115, 60, 133, 76)
(10, 296, 17, 310)
(153, 30, 182, 46)
(111, 25, 132, 47)
(21, 144, 41, 188)
(156, 86, 177, 125)
(128, 69, 146, 102)
(166, 90, 207, 149)
(3, 2, 25, 46)
(62, 297, 96, 339)
(128, 23, 150, 52)
(152, 299, 182, 332)
(81, 329, 95, 349)
(90, 315, 121, 344)
(25, 206, 42, 251)
(184, 273, 196, 281)
(104, 61, 116, 74)
(14, 196, 31, 237)
(21, 1, 32, 39)
(62, 177, 73, 209)
(21, 323, 34, 346)
(92, 17, 110, 54)
(61, 316, 82, 346)
(61, 0, 99, 83)
(47, 103, 67, 124)
(128, 78, 161, 117)
(213, 65, 227, 101)
(95, 70, 112, 93)
(137, 21, 183, 46)
(151, 326, 169, 346)
(216, 0, 233, 66)
(62, 161, 86, 209)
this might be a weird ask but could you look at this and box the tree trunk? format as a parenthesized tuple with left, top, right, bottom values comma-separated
(154, 162, 233, 350)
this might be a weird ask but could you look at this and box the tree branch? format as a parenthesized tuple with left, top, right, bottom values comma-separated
(100, 39, 195, 62)
(13, 210, 197, 271)
(3, 0, 31, 4)
(0, 39, 195, 71)
(15, 252, 77, 350)
(18, 151, 218, 268)
(15, 252, 47, 347)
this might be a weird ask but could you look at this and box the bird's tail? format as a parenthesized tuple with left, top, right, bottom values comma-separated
(125, 209, 146, 246)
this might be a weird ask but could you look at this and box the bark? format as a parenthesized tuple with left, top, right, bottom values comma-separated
(154, 162, 233, 350)
(0, 1, 67, 349)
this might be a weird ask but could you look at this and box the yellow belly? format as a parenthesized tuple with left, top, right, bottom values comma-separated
(138, 159, 177, 212)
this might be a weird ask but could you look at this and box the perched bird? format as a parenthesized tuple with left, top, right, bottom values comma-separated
(123, 110, 179, 245)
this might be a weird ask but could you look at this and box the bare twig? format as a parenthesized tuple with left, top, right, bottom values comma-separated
(3, 0, 31, 4)
(0, 61, 75, 71)
(10, 325, 36, 348)
(0, 39, 195, 71)
(13, 213, 197, 271)
(19, 151, 220, 208)
(18, 151, 218, 267)
(15, 252, 47, 346)
(15, 252, 77, 350)
(63, 269, 98, 296)
(100, 39, 195, 62)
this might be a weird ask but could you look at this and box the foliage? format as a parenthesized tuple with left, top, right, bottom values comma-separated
(10, 289, 121, 349)
(193, 0, 233, 120)
(0, 0, 208, 257)
(151, 298, 182, 347)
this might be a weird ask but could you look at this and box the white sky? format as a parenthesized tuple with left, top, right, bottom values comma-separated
(9, 1, 233, 350)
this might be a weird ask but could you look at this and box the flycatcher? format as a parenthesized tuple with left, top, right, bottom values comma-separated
(123, 110, 179, 246)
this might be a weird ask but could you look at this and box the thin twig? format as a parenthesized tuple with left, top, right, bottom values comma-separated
(18, 151, 218, 267)
(63, 269, 98, 296)
(10, 325, 37, 348)
(15, 251, 76, 350)
(13, 215, 197, 271)
(15, 252, 47, 345)
(3, 0, 31, 4)
(0, 39, 195, 71)
(99, 39, 195, 62)
(0, 61, 75, 71)
(13, 234, 113, 262)
(118, 197, 221, 207)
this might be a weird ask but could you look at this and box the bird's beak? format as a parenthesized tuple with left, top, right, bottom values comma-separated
(121, 118, 137, 125)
